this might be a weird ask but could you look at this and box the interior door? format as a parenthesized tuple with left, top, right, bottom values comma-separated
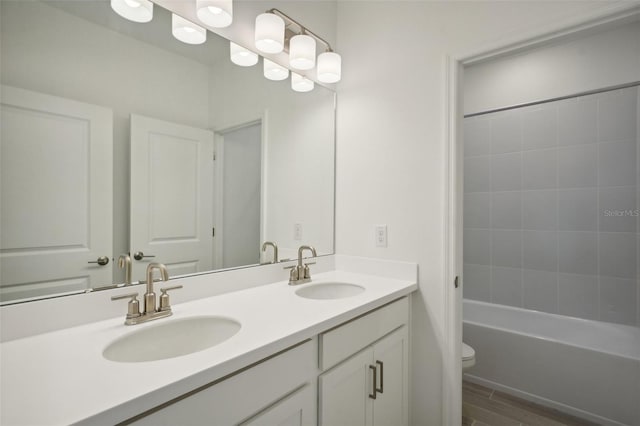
(130, 114, 213, 282)
(0, 85, 113, 301)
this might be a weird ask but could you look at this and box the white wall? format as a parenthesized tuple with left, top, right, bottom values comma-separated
(465, 21, 640, 115)
(333, 1, 630, 424)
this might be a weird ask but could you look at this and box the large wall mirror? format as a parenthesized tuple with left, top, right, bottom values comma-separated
(0, 0, 336, 304)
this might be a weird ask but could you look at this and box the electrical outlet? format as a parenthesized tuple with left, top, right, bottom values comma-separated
(294, 223, 302, 241)
(375, 225, 387, 247)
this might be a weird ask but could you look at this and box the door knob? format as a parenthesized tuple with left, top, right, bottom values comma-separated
(133, 251, 155, 261)
(88, 256, 110, 266)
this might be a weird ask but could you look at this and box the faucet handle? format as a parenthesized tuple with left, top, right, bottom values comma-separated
(111, 293, 141, 319)
(159, 285, 183, 311)
(283, 265, 299, 282)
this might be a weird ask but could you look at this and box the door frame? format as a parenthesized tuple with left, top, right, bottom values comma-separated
(441, 3, 640, 424)
(213, 114, 267, 269)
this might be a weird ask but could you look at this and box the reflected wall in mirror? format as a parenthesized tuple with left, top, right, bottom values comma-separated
(0, 0, 335, 303)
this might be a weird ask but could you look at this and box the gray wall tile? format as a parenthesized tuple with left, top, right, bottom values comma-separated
(464, 229, 491, 265)
(599, 232, 637, 279)
(523, 190, 557, 231)
(491, 153, 522, 191)
(598, 88, 637, 143)
(523, 231, 557, 272)
(523, 269, 558, 313)
(557, 144, 597, 188)
(491, 112, 522, 154)
(600, 276, 637, 325)
(463, 263, 491, 302)
(492, 230, 522, 268)
(464, 156, 491, 193)
(558, 231, 597, 275)
(599, 187, 637, 232)
(522, 106, 557, 151)
(558, 98, 597, 146)
(522, 149, 557, 189)
(558, 273, 599, 320)
(598, 141, 636, 187)
(464, 118, 491, 157)
(558, 188, 597, 231)
(464, 192, 491, 229)
(492, 266, 523, 307)
(491, 191, 522, 229)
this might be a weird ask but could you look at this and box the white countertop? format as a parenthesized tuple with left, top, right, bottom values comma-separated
(1, 268, 417, 425)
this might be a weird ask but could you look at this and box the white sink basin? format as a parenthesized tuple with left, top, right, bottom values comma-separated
(103, 316, 241, 363)
(295, 282, 365, 300)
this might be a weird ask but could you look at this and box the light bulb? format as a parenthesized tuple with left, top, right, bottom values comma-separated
(196, 0, 232, 28)
(111, 0, 153, 23)
(289, 34, 316, 70)
(263, 59, 289, 81)
(230, 42, 258, 67)
(291, 72, 314, 92)
(172, 14, 206, 45)
(255, 13, 285, 54)
(317, 52, 341, 83)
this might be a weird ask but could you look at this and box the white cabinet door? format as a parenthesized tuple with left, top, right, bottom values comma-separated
(318, 349, 373, 426)
(319, 327, 408, 426)
(372, 327, 409, 426)
(0, 85, 113, 301)
(130, 114, 214, 282)
(241, 385, 314, 426)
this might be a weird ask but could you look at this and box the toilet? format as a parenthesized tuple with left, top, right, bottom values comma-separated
(462, 342, 476, 371)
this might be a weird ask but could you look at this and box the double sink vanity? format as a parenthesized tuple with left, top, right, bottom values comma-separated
(0, 255, 417, 425)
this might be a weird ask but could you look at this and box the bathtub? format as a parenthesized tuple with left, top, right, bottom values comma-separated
(463, 299, 640, 426)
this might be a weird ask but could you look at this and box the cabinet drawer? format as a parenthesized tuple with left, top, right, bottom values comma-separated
(129, 340, 315, 426)
(319, 297, 408, 370)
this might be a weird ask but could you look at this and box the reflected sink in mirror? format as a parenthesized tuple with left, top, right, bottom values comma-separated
(103, 316, 241, 363)
(295, 282, 365, 300)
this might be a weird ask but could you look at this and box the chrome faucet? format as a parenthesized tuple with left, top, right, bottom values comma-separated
(117, 254, 132, 286)
(111, 262, 182, 325)
(284, 245, 317, 285)
(261, 241, 278, 264)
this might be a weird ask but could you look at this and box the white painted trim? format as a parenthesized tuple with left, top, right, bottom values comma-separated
(213, 133, 224, 269)
(442, 2, 640, 423)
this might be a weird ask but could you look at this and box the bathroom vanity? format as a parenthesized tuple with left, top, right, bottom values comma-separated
(0, 256, 417, 425)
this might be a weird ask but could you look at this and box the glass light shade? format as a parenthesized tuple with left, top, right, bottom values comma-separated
(291, 72, 314, 92)
(230, 42, 258, 67)
(255, 13, 285, 54)
(317, 52, 341, 83)
(289, 34, 316, 70)
(263, 59, 289, 81)
(196, 0, 232, 28)
(110, 0, 153, 23)
(172, 15, 206, 45)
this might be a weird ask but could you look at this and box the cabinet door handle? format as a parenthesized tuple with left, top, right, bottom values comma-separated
(376, 360, 384, 394)
(369, 365, 377, 399)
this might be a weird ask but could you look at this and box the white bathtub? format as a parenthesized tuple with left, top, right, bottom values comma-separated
(463, 299, 640, 426)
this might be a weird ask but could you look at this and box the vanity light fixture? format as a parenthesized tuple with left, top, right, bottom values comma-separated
(255, 9, 342, 84)
(291, 72, 314, 92)
(289, 34, 315, 70)
(196, 0, 233, 28)
(172, 14, 207, 45)
(110, 0, 153, 23)
(263, 59, 289, 81)
(255, 13, 285, 54)
(230, 42, 259, 67)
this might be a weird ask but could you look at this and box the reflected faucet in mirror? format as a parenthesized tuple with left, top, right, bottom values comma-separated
(118, 254, 132, 286)
(261, 241, 278, 264)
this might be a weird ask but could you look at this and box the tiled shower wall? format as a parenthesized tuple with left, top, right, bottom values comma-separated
(463, 86, 640, 326)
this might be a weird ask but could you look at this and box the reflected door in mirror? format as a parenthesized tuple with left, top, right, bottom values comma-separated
(0, 86, 113, 302)
(130, 114, 214, 282)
